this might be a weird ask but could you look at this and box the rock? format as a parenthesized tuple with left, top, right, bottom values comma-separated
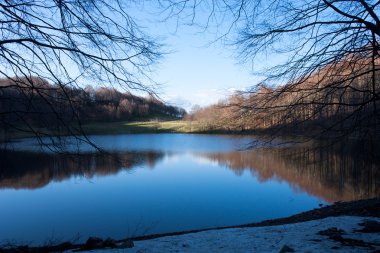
(118, 240, 134, 248)
(16, 246, 29, 253)
(357, 220, 380, 233)
(48, 242, 73, 252)
(279, 244, 295, 253)
(317, 227, 345, 239)
(103, 238, 117, 248)
(318, 228, 376, 249)
(85, 236, 103, 249)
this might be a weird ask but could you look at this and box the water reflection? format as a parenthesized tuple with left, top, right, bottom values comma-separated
(200, 142, 380, 203)
(0, 150, 165, 189)
(1, 135, 379, 244)
(1, 140, 379, 202)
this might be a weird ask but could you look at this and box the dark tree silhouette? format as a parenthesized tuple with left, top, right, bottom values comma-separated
(160, 0, 380, 139)
(0, 0, 161, 148)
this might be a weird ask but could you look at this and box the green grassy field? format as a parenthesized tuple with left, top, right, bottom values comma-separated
(82, 120, 206, 134)
(1, 120, 222, 141)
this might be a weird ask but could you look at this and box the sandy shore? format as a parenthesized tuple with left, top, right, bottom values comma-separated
(65, 215, 380, 253)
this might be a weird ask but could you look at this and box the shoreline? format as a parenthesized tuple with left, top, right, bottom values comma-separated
(0, 119, 304, 141)
(129, 197, 380, 242)
(2, 197, 379, 253)
(75, 216, 380, 253)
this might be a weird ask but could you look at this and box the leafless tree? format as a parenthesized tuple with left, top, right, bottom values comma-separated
(159, 0, 380, 140)
(0, 0, 162, 149)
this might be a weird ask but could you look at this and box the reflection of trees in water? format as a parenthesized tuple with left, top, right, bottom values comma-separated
(201, 142, 380, 203)
(0, 150, 164, 189)
(2, 141, 378, 202)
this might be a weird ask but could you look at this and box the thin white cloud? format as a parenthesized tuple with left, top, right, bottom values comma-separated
(163, 86, 248, 111)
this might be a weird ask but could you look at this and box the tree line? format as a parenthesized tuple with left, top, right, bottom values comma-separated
(188, 53, 380, 139)
(0, 76, 185, 136)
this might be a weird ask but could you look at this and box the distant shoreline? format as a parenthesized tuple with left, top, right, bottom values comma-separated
(2, 119, 368, 145)
(0, 120, 234, 141)
(0, 120, 263, 145)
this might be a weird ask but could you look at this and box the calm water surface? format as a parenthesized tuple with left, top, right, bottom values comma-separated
(0, 134, 378, 245)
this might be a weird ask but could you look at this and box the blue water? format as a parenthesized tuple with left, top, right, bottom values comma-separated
(0, 134, 327, 245)
(6, 133, 257, 153)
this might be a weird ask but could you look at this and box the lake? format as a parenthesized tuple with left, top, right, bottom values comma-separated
(0, 134, 379, 245)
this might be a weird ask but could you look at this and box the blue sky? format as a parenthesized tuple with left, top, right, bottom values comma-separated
(132, 4, 258, 111)
(154, 32, 256, 110)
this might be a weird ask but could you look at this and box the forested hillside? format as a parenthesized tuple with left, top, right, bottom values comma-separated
(0, 77, 185, 135)
(188, 55, 380, 139)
